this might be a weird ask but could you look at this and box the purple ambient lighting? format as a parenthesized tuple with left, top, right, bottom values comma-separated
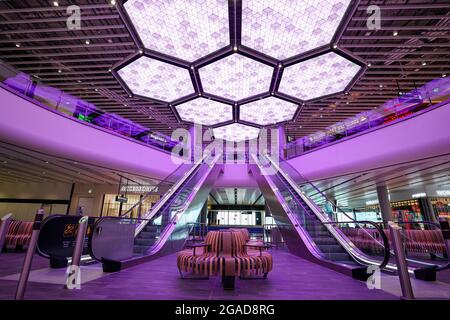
(213, 123, 260, 142)
(117, 56, 195, 102)
(241, 0, 351, 59)
(123, 0, 230, 62)
(198, 53, 274, 101)
(240, 97, 298, 126)
(175, 98, 233, 126)
(278, 52, 361, 101)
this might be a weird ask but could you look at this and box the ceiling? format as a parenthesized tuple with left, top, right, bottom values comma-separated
(0, 140, 164, 186)
(0, 0, 448, 140)
(304, 154, 450, 208)
(209, 188, 264, 206)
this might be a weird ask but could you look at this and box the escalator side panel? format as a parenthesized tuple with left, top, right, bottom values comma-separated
(119, 163, 223, 270)
(250, 164, 360, 278)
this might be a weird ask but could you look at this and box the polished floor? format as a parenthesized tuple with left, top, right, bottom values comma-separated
(0, 250, 449, 300)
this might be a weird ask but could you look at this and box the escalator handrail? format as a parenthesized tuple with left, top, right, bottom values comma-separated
(322, 220, 391, 270)
(258, 154, 396, 270)
(119, 164, 195, 219)
(143, 152, 222, 254)
(263, 153, 386, 248)
(132, 153, 211, 236)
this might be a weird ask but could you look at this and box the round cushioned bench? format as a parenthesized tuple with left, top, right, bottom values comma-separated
(177, 230, 273, 289)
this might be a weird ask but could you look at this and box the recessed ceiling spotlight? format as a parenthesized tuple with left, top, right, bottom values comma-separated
(110, 0, 116, 5)
(77, 80, 82, 83)
(278, 63, 282, 68)
(319, 114, 323, 118)
(58, 69, 62, 73)
(332, 44, 338, 49)
(414, 68, 420, 72)
(53, 1, 59, 7)
(393, 31, 398, 36)
(367, 63, 371, 67)
(421, 62, 427, 66)
(346, 102, 349, 105)
(2, 161, 7, 164)
(45, 161, 49, 164)
(233, 45, 238, 52)
(443, 74, 447, 78)
(85, 39, 90, 45)
(129, 94, 132, 98)
(108, 68, 112, 72)
(15, 43, 21, 48)
(379, 84, 384, 88)
(94, 88, 98, 92)
(139, 49, 144, 54)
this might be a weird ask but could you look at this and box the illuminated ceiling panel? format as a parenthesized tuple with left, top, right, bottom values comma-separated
(241, 0, 351, 59)
(117, 56, 195, 102)
(240, 97, 298, 125)
(198, 53, 274, 101)
(175, 98, 233, 126)
(213, 123, 260, 142)
(278, 52, 361, 101)
(124, 0, 230, 62)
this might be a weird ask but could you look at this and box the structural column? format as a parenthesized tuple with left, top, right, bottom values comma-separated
(376, 184, 393, 223)
(277, 126, 286, 160)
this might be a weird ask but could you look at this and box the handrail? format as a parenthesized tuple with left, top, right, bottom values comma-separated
(145, 153, 222, 255)
(133, 152, 213, 236)
(256, 153, 396, 271)
(322, 221, 390, 270)
(263, 154, 386, 249)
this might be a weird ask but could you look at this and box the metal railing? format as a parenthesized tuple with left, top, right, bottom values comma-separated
(285, 77, 449, 158)
(0, 60, 183, 153)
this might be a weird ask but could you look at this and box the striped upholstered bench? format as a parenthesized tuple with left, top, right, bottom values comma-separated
(177, 230, 273, 289)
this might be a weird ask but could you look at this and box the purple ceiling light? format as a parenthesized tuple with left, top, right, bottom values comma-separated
(241, 0, 351, 59)
(175, 98, 233, 126)
(213, 123, 260, 142)
(198, 53, 274, 101)
(117, 56, 195, 102)
(123, 0, 230, 62)
(278, 52, 362, 101)
(240, 97, 298, 126)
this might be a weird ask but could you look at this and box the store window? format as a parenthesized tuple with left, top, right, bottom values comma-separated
(430, 197, 450, 219)
(102, 194, 160, 218)
(207, 210, 265, 226)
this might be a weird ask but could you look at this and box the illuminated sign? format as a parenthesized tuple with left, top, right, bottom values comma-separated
(412, 192, 426, 198)
(436, 190, 450, 197)
(366, 200, 379, 206)
(119, 185, 158, 193)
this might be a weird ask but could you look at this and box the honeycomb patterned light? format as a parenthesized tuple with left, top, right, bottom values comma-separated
(117, 56, 195, 102)
(213, 123, 260, 142)
(241, 0, 351, 59)
(123, 0, 230, 62)
(240, 97, 298, 126)
(199, 53, 274, 101)
(278, 52, 361, 101)
(175, 98, 233, 126)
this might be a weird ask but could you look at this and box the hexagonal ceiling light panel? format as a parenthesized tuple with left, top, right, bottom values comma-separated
(198, 53, 274, 102)
(278, 52, 362, 101)
(213, 123, 260, 142)
(175, 98, 233, 126)
(124, 0, 230, 62)
(117, 56, 195, 102)
(240, 97, 298, 126)
(241, 0, 351, 60)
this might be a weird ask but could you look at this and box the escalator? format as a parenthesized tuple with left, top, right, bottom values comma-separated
(251, 153, 392, 280)
(89, 152, 223, 271)
(252, 153, 450, 281)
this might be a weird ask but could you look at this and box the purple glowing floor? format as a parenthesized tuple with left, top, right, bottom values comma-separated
(0, 250, 403, 300)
